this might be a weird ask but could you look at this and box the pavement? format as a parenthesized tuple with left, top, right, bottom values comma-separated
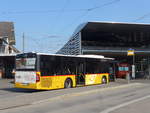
(0, 79, 126, 110)
(111, 97, 150, 113)
(0, 79, 13, 89)
(0, 79, 150, 113)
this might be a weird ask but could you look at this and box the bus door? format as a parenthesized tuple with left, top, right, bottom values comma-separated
(76, 62, 85, 85)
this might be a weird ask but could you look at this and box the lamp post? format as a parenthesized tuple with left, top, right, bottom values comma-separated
(22, 33, 25, 53)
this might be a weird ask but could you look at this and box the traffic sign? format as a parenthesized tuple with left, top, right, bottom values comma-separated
(127, 50, 134, 56)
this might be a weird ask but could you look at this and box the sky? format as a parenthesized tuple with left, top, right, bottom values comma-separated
(0, 0, 150, 53)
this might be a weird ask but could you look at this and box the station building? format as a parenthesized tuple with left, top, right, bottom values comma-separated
(0, 22, 19, 78)
(57, 22, 150, 78)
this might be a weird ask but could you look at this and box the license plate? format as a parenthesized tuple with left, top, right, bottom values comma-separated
(22, 83, 29, 85)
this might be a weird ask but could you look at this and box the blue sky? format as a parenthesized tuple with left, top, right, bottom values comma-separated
(0, 0, 149, 53)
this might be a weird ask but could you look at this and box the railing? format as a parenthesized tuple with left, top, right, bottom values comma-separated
(82, 46, 150, 51)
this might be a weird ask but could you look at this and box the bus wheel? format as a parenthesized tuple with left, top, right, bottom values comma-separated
(64, 78, 72, 88)
(102, 76, 107, 84)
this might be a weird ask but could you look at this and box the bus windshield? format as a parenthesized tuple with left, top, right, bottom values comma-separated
(118, 67, 129, 71)
(16, 53, 36, 70)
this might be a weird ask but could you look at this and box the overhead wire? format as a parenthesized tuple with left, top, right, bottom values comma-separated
(15, 33, 41, 52)
(0, 0, 120, 15)
(132, 12, 150, 22)
(24, 34, 44, 52)
(12, 0, 121, 52)
(0, 9, 86, 15)
(51, 0, 70, 34)
(59, 0, 121, 33)
(86, 0, 120, 11)
(26, 34, 64, 53)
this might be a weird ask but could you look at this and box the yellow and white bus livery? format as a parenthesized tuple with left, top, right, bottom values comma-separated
(15, 52, 114, 90)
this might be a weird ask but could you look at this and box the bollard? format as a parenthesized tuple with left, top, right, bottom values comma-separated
(126, 72, 130, 84)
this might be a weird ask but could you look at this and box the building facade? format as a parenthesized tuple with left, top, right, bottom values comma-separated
(57, 22, 150, 78)
(0, 22, 19, 78)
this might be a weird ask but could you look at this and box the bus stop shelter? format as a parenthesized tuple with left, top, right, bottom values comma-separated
(0, 54, 16, 78)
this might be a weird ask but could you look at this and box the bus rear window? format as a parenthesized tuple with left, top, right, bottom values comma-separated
(16, 58, 36, 70)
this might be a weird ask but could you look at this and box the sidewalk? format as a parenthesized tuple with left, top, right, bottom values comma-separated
(0, 79, 13, 89)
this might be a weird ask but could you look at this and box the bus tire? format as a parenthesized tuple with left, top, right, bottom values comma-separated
(64, 78, 72, 88)
(102, 76, 107, 84)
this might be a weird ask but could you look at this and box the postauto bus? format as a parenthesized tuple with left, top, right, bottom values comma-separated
(15, 52, 114, 90)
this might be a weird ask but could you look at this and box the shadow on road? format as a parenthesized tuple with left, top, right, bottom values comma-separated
(0, 87, 45, 93)
(0, 79, 47, 93)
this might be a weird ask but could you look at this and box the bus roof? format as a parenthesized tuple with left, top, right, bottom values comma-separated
(22, 52, 114, 60)
(76, 55, 114, 60)
(0, 53, 16, 56)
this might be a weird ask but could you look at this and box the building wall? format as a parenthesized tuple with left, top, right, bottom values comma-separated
(57, 32, 82, 55)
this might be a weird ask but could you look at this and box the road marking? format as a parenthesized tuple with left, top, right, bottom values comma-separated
(0, 83, 145, 111)
(0, 104, 31, 110)
(100, 94, 150, 113)
(32, 83, 144, 105)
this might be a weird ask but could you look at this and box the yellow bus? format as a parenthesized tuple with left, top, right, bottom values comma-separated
(15, 52, 113, 90)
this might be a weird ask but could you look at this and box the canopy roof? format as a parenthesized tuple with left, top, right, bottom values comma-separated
(74, 21, 150, 34)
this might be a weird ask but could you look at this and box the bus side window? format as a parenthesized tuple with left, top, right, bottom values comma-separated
(52, 56, 61, 75)
(61, 57, 76, 75)
(40, 56, 54, 76)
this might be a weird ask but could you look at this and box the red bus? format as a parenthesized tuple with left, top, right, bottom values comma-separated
(116, 63, 130, 78)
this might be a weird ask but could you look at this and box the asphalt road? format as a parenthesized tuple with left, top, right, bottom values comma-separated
(0, 79, 39, 99)
(0, 79, 150, 113)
